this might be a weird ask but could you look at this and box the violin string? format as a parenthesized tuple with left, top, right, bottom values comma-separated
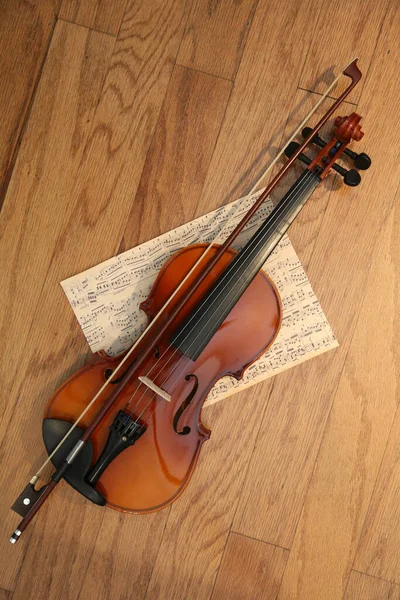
(134, 173, 322, 434)
(111, 57, 349, 412)
(120, 184, 290, 411)
(120, 170, 316, 420)
(123, 170, 317, 423)
(33, 60, 350, 479)
(121, 170, 318, 430)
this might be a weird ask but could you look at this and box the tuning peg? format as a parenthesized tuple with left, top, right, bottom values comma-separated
(285, 141, 361, 186)
(342, 169, 361, 187)
(342, 148, 371, 171)
(302, 127, 371, 170)
(284, 141, 311, 165)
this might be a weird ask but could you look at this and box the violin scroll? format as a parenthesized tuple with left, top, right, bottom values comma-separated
(301, 127, 371, 171)
(286, 111, 371, 185)
(334, 113, 364, 142)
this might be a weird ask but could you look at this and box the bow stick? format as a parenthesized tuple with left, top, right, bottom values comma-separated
(10, 58, 362, 543)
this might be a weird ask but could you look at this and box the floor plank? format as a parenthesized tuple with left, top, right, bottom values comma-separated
(0, 0, 61, 206)
(122, 64, 232, 249)
(211, 533, 288, 600)
(59, 0, 127, 35)
(353, 400, 400, 583)
(345, 571, 400, 600)
(0, 19, 113, 434)
(346, 5, 400, 582)
(1, 0, 187, 591)
(0, 20, 114, 591)
(144, 384, 275, 600)
(276, 196, 399, 599)
(70, 511, 168, 600)
(177, 0, 258, 80)
(52, 0, 188, 277)
(0, 0, 187, 431)
(299, 0, 389, 103)
(11, 491, 106, 600)
(232, 1, 400, 549)
(196, 0, 321, 213)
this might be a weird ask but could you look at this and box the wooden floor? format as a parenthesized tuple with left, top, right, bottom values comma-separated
(1, 0, 399, 598)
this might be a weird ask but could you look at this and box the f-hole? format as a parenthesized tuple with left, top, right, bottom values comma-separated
(104, 355, 138, 385)
(173, 374, 198, 436)
(104, 347, 160, 384)
(104, 366, 132, 385)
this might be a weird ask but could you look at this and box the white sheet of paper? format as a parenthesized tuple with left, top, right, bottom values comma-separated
(61, 190, 338, 406)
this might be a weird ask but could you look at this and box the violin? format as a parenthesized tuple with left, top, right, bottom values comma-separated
(9, 59, 371, 544)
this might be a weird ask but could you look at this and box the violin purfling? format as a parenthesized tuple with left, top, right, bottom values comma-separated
(9, 59, 371, 544)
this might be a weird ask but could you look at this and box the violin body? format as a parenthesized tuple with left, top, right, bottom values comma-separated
(44, 244, 281, 513)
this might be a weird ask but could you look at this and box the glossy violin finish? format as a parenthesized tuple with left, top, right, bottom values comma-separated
(10, 58, 371, 544)
(44, 245, 281, 512)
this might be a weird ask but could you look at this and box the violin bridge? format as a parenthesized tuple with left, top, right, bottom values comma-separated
(138, 376, 171, 402)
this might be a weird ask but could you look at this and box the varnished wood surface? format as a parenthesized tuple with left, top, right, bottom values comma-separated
(1, 0, 400, 598)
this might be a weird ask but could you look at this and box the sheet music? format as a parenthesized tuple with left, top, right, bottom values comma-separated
(61, 190, 338, 406)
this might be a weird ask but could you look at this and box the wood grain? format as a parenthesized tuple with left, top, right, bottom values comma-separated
(122, 64, 231, 250)
(354, 391, 400, 581)
(196, 0, 320, 213)
(52, 0, 187, 278)
(145, 384, 274, 600)
(277, 197, 399, 599)
(345, 571, 400, 600)
(211, 534, 288, 600)
(11, 490, 106, 600)
(347, 6, 400, 581)
(59, 0, 127, 35)
(299, 0, 389, 103)
(233, 0, 400, 549)
(0, 0, 61, 205)
(0, 0, 186, 428)
(0, 590, 11, 600)
(1, 2, 187, 595)
(0, 21, 114, 591)
(0, 19, 114, 434)
(177, 0, 258, 80)
(67, 511, 168, 600)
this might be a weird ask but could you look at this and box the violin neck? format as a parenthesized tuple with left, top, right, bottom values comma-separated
(239, 169, 321, 266)
(171, 169, 321, 360)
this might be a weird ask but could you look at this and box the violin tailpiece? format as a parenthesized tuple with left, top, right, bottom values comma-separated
(86, 411, 147, 486)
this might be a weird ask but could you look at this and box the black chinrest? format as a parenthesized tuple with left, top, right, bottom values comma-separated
(42, 418, 106, 506)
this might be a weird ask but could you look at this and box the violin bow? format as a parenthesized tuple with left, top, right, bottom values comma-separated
(10, 58, 362, 543)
